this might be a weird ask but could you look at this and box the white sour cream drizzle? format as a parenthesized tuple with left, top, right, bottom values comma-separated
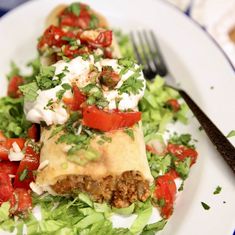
(24, 56, 145, 125)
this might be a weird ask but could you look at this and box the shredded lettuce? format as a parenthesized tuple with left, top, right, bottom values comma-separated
(0, 96, 31, 137)
(139, 76, 187, 136)
(112, 203, 135, 216)
(0, 202, 10, 222)
(141, 219, 167, 235)
(130, 205, 152, 234)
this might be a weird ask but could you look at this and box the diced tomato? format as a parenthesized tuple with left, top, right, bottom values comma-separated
(62, 44, 90, 59)
(0, 145, 8, 161)
(165, 169, 179, 180)
(5, 138, 25, 150)
(0, 161, 19, 175)
(7, 75, 24, 98)
(37, 25, 74, 50)
(27, 124, 40, 142)
(104, 48, 113, 59)
(154, 174, 177, 218)
(80, 30, 112, 48)
(0, 131, 7, 142)
(11, 188, 32, 215)
(182, 148, 198, 165)
(167, 143, 198, 165)
(59, 3, 94, 29)
(0, 138, 25, 161)
(0, 172, 14, 205)
(63, 86, 86, 111)
(14, 146, 40, 189)
(82, 105, 141, 132)
(146, 144, 156, 154)
(166, 99, 180, 112)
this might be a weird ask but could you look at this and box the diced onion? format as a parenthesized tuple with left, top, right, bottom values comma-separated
(12, 142, 21, 153)
(9, 149, 24, 161)
(29, 182, 43, 195)
(38, 160, 49, 170)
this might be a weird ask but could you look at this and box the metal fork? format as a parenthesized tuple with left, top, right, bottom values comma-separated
(130, 30, 235, 174)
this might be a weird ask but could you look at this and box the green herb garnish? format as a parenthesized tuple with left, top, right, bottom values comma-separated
(227, 130, 235, 138)
(118, 68, 144, 95)
(36, 65, 60, 90)
(174, 157, 191, 180)
(124, 128, 135, 140)
(201, 202, 210, 210)
(19, 168, 29, 181)
(213, 186, 222, 195)
(68, 3, 81, 16)
(19, 82, 39, 101)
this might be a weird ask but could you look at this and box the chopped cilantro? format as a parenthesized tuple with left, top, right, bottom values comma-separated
(178, 181, 184, 191)
(68, 3, 81, 16)
(56, 83, 71, 101)
(54, 112, 100, 156)
(227, 130, 235, 138)
(62, 66, 70, 73)
(82, 83, 108, 108)
(19, 82, 39, 101)
(56, 72, 66, 80)
(198, 126, 203, 131)
(89, 14, 99, 29)
(213, 186, 222, 195)
(175, 157, 191, 180)
(56, 89, 66, 101)
(19, 168, 28, 181)
(147, 152, 172, 179)
(61, 36, 78, 47)
(36, 65, 59, 90)
(100, 135, 112, 143)
(141, 219, 167, 234)
(169, 133, 194, 148)
(118, 68, 144, 95)
(45, 98, 54, 111)
(157, 198, 165, 207)
(62, 83, 71, 90)
(124, 128, 135, 140)
(201, 202, 210, 210)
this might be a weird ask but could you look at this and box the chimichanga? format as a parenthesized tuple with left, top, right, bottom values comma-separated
(31, 2, 153, 208)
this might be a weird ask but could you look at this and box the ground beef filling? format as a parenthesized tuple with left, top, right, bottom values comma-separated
(52, 171, 150, 208)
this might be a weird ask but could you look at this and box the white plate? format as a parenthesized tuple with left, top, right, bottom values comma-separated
(0, 0, 235, 234)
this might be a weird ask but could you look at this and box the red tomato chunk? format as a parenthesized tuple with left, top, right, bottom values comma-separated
(82, 105, 141, 132)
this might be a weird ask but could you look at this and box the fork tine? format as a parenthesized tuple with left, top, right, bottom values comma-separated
(130, 31, 156, 79)
(130, 31, 143, 65)
(149, 30, 168, 76)
(137, 31, 153, 73)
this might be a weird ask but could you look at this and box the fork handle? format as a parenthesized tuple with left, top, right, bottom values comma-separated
(178, 89, 235, 174)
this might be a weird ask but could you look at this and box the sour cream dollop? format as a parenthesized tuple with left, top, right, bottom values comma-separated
(24, 56, 146, 125)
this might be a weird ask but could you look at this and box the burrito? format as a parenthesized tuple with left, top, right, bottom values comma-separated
(25, 2, 154, 208)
